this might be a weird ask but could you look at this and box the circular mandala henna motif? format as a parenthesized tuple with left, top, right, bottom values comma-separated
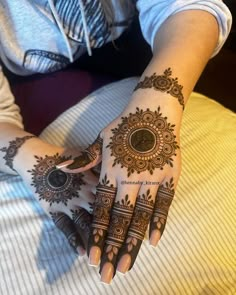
(107, 108, 179, 175)
(29, 154, 85, 205)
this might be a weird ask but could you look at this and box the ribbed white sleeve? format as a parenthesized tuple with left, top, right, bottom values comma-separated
(136, 0, 232, 57)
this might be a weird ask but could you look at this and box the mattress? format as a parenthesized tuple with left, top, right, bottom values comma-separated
(0, 78, 236, 295)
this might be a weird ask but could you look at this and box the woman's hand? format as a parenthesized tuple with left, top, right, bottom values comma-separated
(58, 91, 182, 283)
(1, 135, 99, 256)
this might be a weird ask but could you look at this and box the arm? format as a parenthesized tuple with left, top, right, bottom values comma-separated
(59, 4, 232, 284)
(0, 69, 97, 255)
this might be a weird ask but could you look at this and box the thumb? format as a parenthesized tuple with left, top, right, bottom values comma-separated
(57, 134, 103, 173)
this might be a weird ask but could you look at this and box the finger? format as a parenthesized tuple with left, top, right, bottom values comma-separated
(71, 208, 92, 253)
(149, 177, 175, 247)
(88, 174, 117, 267)
(50, 212, 86, 256)
(116, 187, 156, 274)
(100, 185, 139, 284)
(57, 134, 103, 173)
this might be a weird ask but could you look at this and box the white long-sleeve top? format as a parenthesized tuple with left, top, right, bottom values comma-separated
(0, 0, 232, 129)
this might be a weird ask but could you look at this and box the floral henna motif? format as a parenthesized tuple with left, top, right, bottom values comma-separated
(67, 134, 103, 169)
(107, 107, 179, 176)
(150, 178, 175, 238)
(0, 135, 35, 171)
(50, 212, 84, 253)
(100, 195, 134, 273)
(28, 153, 85, 206)
(118, 190, 154, 270)
(134, 68, 185, 109)
(87, 174, 117, 255)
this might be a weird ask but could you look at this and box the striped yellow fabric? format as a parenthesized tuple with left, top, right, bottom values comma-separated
(0, 78, 235, 295)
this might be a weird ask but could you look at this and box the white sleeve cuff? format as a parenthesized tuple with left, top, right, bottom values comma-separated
(136, 0, 232, 57)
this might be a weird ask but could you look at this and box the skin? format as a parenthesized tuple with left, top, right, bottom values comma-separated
(0, 9, 219, 284)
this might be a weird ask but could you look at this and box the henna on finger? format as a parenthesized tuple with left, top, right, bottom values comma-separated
(106, 107, 179, 176)
(67, 134, 103, 170)
(28, 153, 85, 206)
(134, 68, 185, 109)
(0, 135, 36, 171)
(71, 208, 92, 250)
(50, 212, 85, 254)
(149, 178, 175, 243)
(87, 174, 117, 257)
(117, 189, 154, 273)
(99, 194, 134, 276)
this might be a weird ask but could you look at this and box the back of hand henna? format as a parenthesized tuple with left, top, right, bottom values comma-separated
(106, 107, 179, 176)
(134, 68, 185, 109)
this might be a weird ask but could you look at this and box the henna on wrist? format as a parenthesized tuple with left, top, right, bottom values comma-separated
(107, 107, 179, 177)
(0, 135, 36, 171)
(134, 68, 185, 109)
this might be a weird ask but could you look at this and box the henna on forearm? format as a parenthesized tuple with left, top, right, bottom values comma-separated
(0, 135, 36, 171)
(107, 107, 179, 177)
(134, 68, 185, 109)
(28, 153, 85, 205)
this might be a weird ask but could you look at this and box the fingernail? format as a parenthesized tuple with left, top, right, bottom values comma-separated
(150, 230, 161, 247)
(117, 254, 131, 274)
(89, 246, 101, 266)
(76, 246, 86, 257)
(56, 160, 74, 169)
(101, 263, 114, 284)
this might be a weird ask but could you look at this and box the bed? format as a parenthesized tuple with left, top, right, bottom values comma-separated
(0, 77, 236, 295)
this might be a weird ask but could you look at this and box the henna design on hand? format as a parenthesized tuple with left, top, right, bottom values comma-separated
(0, 135, 35, 171)
(28, 153, 85, 206)
(67, 134, 103, 169)
(87, 174, 117, 255)
(134, 68, 185, 109)
(149, 178, 175, 238)
(50, 212, 85, 253)
(100, 195, 134, 273)
(71, 208, 92, 250)
(107, 107, 179, 176)
(117, 189, 154, 271)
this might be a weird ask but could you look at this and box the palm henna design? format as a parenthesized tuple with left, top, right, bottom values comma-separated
(28, 153, 85, 206)
(150, 178, 175, 237)
(0, 135, 35, 171)
(134, 68, 185, 109)
(88, 174, 117, 255)
(118, 189, 154, 270)
(107, 107, 179, 176)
